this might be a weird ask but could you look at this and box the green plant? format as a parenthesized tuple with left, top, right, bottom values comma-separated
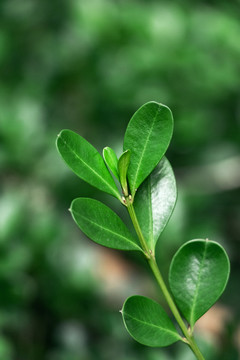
(56, 102, 230, 360)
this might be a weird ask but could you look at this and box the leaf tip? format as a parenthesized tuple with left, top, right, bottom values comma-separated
(56, 130, 66, 148)
(57, 129, 66, 138)
(102, 147, 109, 159)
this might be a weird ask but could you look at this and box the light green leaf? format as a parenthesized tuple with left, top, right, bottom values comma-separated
(134, 157, 176, 252)
(56, 130, 121, 201)
(122, 295, 181, 347)
(103, 146, 120, 181)
(71, 198, 142, 252)
(123, 102, 173, 197)
(169, 239, 230, 328)
(118, 150, 131, 196)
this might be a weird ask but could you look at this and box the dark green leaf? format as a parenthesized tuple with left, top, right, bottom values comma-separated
(169, 239, 230, 327)
(103, 146, 120, 181)
(134, 157, 176, 252)
(57, 130, 121, 200)
(123, 102, 173, 197)
(118, 150, 131, 196)
(71, 198, 142, 252)
(122, 295, 181, 347)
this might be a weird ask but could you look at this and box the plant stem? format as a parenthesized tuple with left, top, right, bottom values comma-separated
(126, 197, 205, 360)
(148, 257, 205, 360)
(126, 197, 150, 256)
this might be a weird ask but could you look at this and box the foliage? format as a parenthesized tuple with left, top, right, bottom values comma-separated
(56, 101, 230, 359)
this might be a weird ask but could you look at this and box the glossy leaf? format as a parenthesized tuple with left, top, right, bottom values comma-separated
(169, 239, 230, 327)
(134, 157, 176, 252)
(123, 102, 173, 197)
(122, 295, 181, 347)
(103, 146, 120, 181)
(118, 150, 131, 196)
(70, 198, 142, 252)
(57, 130, 121, 200)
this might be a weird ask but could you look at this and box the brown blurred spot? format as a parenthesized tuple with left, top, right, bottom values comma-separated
(94, 248, 155, 306)
(195, 304, 232, 344)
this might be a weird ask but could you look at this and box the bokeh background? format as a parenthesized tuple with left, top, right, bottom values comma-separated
(0, 0, 240, 359)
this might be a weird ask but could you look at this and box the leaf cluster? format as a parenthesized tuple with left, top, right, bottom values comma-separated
(56, 102, 230, 356)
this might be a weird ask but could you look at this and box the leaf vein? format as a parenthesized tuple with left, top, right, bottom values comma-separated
(132, 106, 161, 192)
(125, 312, 179, 337)
(73, 210, 140, 248)
(190, 241, 208, 326)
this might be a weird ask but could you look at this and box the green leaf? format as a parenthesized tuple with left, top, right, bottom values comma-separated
(56, 130, 121, 201)
(122, 295, 181, 347)
(134, 157, 176, 252)
(118, 149, 131, 196)
(169, 239, 230, 328)
(103, 146, 120, 181)
(70, 198, 142, 252)
(123, 102, 173, 197)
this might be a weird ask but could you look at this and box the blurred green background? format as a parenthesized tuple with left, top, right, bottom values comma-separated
(0, 0, 240, 359)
